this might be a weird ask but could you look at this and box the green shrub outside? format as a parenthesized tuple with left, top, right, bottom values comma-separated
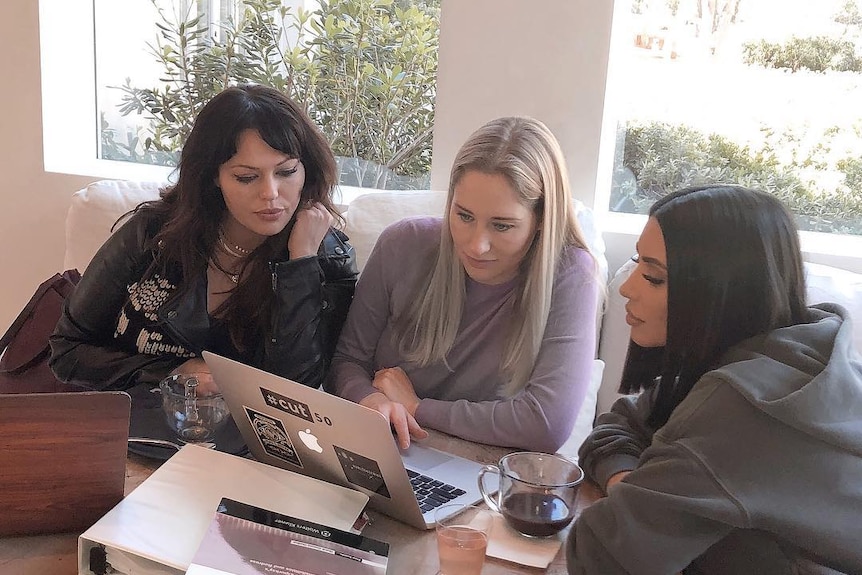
(742, 36, 862, 73)
(104, 0, 862, 225)
(106, 0, 439, 189)
(611, 122, 862, 235)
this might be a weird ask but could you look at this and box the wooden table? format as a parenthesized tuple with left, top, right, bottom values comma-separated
(0, 430, 600, 574)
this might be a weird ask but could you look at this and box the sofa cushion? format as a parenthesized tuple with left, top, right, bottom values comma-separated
(556, 359, 605, 462)
(64, 180, 163, 273)
(63, 181, 389, 273)
(342, 190, 447, 270)
(595, 259, 636, 415)
(805, 262, 862, 351)
(343, 190, 609, 280)
(596, 259, 862, 415)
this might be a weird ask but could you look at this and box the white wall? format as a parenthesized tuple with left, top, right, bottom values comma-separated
(0, 0, 97, 332)
(430, 0, 615, 209)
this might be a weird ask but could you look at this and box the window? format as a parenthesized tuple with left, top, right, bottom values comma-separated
(92, 0, 439, 190)
(606, 0, 862, 237)
(38, 0, 862, 265)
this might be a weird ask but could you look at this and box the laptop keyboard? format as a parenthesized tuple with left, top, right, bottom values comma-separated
(407, 469, 467, 514)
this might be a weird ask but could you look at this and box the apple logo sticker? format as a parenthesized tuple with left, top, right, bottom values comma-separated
(298, 428, 323, 453)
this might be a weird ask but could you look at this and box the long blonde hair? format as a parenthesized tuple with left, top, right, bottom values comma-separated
(393, 117, 590, 394)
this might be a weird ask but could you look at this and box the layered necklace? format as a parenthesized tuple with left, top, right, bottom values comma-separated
(212, 229, 253, 284)
(217, 232, 252, 259)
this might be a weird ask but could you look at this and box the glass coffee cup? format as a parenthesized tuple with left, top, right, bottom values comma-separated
(477, 451, 584, 538)
(159, 373, 229, 443)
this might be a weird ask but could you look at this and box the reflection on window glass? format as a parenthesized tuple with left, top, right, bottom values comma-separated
(95, 0, 439, 190)
(609, 0, 862, 235)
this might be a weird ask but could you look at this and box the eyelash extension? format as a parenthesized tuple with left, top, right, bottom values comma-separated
(632, 254, 664, 286)
(234, 166, 299, 183)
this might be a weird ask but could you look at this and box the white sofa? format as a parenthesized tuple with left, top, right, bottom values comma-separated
(64, 180, 607, 458)
(63, 180, 862, 457)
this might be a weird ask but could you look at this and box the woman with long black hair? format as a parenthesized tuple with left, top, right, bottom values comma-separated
(568, 185, 862, 574)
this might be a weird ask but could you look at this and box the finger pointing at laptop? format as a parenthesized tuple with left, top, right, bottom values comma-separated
(359, 367, 429, 449)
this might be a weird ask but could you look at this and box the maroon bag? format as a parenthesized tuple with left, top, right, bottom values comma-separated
(0, 270, 87, 393)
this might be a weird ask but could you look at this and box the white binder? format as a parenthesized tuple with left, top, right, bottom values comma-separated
(77, 444, 370, 575)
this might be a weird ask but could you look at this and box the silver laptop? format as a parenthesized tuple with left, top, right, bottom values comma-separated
(203, 351, 485, 530)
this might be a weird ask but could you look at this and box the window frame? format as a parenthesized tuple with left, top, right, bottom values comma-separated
(38, 0, 862, 268)
(40, 0, 173, 181)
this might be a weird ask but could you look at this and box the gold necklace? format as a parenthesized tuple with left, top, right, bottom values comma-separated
(217, 230, 252, 258)
(209, 259, 239, 284)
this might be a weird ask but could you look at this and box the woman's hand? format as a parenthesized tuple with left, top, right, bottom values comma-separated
(169, 358, 218, 394)
(359, 391, 428, 449)
(372, 367, 420, 416)
(288, 201, 333, 259)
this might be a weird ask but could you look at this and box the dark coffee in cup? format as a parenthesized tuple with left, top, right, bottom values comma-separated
(501, 492, 574, 537)
(478, 451, 583, 538)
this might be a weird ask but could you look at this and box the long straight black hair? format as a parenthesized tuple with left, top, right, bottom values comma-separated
(619, 185, 808, 429)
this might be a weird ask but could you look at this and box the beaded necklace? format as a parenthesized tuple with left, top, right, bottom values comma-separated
(212, 229, 252, 284)
(217, 232, 252, 258)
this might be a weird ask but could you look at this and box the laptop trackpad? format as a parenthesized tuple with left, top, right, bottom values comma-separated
(401, 445, 452, 472)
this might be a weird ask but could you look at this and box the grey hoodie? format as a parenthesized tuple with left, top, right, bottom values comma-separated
(568, 304, 862, 575)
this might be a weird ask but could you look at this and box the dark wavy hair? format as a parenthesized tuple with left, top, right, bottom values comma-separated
(130, 84, 338, 351)
(619, 185, 808, 429)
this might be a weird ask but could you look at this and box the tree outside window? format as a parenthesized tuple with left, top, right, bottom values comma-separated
(96, 0, 439, 190)
(610, 0, 862, 235)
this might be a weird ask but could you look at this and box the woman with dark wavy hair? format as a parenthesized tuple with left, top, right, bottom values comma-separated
(50, 84, 357, 393)
(568, 185, 862, 574)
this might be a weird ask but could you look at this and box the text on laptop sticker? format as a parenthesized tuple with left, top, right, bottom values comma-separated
(260, 387, 333, 426)
(244, 406, 303, 468)
(334, 446, 391, 498)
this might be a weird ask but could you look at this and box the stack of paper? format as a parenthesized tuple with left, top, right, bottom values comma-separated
(187, 498, 389, 575)
(77, 444, 369, 575)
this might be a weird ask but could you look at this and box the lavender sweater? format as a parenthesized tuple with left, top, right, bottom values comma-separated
(326, 217, 600, 452)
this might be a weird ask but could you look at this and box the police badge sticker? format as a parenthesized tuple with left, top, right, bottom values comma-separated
(243, 406, 303, 468)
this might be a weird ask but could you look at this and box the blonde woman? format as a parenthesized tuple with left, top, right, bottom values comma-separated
(326, 117, 600, 452)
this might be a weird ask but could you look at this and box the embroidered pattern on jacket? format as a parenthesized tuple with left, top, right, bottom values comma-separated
(114, 275, 194, 358)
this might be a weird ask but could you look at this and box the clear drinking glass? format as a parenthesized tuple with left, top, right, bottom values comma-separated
(435, 503, 493, 575)
(159, 373, 229, 443)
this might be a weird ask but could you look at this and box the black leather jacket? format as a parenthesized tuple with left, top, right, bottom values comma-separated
(49, 208, 358, 391)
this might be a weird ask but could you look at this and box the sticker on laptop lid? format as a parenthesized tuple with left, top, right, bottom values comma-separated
(334, 445, 391, 498)
(259, 386, 314, 423)
(244, 406, 303, 469)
